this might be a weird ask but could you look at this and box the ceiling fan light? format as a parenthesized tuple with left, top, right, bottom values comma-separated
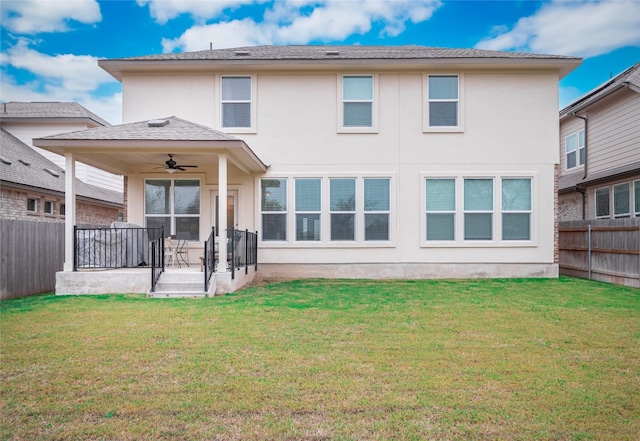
(166, 168, 176, 174)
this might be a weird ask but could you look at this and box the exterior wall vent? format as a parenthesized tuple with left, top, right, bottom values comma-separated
(0, 156, 11, 165)
(325, 50, 340, 56)
(148, 119, 169, 127)
(43, 168, 60, 177)
(235, 51, 250, 56)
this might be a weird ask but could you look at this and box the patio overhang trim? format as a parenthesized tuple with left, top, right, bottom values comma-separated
(33, 138, 268, 175)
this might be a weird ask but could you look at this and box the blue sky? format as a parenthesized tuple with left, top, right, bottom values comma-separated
(1, 0, 639, 124)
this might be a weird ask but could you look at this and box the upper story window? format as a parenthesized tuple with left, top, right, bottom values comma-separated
(338, 75, 377, 133)
(565, 129, 585, 170)
(221, 76, 252, 130)
(425, 74, 462, 132)
(145, 179, 200, 241)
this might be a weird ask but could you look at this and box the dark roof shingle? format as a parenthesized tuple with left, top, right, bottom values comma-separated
(0, 102, 111, 127)
(1, 128, 123, 205)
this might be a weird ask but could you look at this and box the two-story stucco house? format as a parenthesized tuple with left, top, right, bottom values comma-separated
(34, 45, 581, 295)
(558, 62, 640, 221)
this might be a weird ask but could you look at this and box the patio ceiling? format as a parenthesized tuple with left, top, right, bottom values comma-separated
(32, 116, 268, 176)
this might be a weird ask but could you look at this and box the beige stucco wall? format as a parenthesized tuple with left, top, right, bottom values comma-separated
(121, 68, 561, 274)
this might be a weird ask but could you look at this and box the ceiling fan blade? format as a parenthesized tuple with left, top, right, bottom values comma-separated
(176, 166, 186, 171)
(177, 165, 198, 168)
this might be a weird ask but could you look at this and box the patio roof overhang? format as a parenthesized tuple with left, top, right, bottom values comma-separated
(32, 116, 268, 176)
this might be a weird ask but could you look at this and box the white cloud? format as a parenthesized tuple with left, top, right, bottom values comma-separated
(476, 0, 640, 58)
(0, 39, 122, 124)
(0, 0, 101, 34)
(137, 0, 263, 25)
(162, 0, 442, 52)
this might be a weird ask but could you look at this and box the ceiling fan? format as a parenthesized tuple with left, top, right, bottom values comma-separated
(156, 154, 198, 173)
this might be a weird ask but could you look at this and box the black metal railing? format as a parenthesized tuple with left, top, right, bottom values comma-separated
(228, 227, 258, 280)
(74, 226, 165, 270)
(203, 227, 217, 292)
(150, 234, 165, 292)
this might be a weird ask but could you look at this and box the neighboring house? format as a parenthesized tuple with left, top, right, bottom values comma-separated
(33, 45, 581, 294)
(0, 102, 124, 192)
(1, 128, 123, 225)
(558, 62, 640, 221)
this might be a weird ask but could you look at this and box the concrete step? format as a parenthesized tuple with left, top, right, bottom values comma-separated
(155, 281, 202, 291)
(147, 291, 206, 299)
(147, 271, 208, 298)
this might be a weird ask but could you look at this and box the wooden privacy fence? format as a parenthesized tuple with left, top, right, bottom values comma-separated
(1, 219, 65, 300)
(559, 218, 640, 288)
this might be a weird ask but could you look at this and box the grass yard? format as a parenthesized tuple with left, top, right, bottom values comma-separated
(1, 277, 638, 440)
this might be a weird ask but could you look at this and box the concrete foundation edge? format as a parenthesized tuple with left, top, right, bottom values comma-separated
(255, 263, 559, 280)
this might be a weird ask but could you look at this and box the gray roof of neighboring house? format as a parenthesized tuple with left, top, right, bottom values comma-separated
(108, 45, 579, 62)
(560, 62, 640, 117)
(39, 116, 240, 141)
(1, 128, 123, 205)
(0, 101, 111, 127)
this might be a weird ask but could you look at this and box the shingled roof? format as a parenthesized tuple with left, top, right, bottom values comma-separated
(0, 102, 111, 127)
(99, 45, 582, 81)
(107, 45, 578, 62)
(560, 62, 640, 117)
(39, 116, 239, 141)
(1, 128, 123, 206)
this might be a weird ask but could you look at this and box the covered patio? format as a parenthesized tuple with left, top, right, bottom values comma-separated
(33, 116, 268, 296)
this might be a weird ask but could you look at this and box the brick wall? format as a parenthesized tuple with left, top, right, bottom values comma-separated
(1, 187, 121, 226)
(558, 191, 584, 222)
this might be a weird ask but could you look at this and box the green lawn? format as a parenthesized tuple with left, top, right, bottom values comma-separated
(1, 277, 638, 440)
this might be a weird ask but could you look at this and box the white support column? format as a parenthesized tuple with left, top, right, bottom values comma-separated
(217, 154, 228, 273)
(63, 153, 76, 271)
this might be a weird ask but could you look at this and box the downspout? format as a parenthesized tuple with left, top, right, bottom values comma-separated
(570, 113, 588, 180)
(570, 113, 588, 220)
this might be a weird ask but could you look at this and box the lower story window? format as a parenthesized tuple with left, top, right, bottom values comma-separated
(261, 178, 287, 241)
(635, 180, 640, 217)
(595, 187, 610, 218)
(613, 182, 630, 218)
(364, 178, 390, 241)
(295, 178, 321, 241)
(145, 179, 200, 240)
(330, 178, 356, 241)
(425, 176, 533, 243)
(44, 201, 54, 215)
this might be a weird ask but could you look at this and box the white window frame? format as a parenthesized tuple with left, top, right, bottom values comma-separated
(363, 178, 391, 242)
(594, 186, 610, 219)
(220, 75, 256, 133)
(44, 200, 54, 215)
(463, 178, 494, 241)
(501, 178, 532, 241)
(613, 182, 631, 218)
(425, 178, 456, 242)
(564, 129, 585, 171)
(337, 74, 379, 133)
(26, 197, 38, 213)
(423, 73, 464, 133)
(294, 178, 322, 242)
(634, 180, 640, 217)
(330, 178, 357, 242)
(260, 178, 288, 242)
(421, 173, 537, 248)
(144, 178, 201, 241)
